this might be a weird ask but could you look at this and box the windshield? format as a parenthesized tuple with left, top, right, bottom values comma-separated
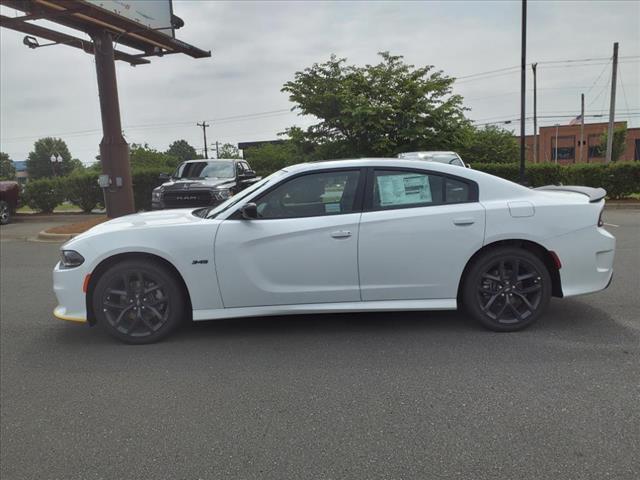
(429, 154, 460, 165)
(174, 161, 234, 179)
(201, 170, 285, 219)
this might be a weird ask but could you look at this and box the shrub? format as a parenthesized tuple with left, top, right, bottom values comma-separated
(471, 163, 520, 182)
(131, 167, 166, 211)
(66, 173, 103, 213)
(472, 161, 640, 198)
(23, 177, 66, 213)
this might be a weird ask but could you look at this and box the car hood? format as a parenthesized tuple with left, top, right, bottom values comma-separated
(158, 178, 235, 191)
(72, 209, 204, 241)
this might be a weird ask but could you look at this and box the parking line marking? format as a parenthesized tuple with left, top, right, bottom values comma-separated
(604, 223, 619, 227)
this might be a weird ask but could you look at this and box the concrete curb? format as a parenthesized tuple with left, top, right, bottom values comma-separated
(14, 214, 100, 223)
(36, 230, 77, 242)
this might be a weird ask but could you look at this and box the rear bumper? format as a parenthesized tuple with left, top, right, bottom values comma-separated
(546, 226, 615, 297)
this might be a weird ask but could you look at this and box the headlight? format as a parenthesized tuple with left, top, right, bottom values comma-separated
(214, 189, 232, 201)
(60, 250, 84, 269)
(152, 188, 163, 201)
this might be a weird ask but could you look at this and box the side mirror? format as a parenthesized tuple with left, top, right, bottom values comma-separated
(158, 173, 170, 182)
(245, 169, 256, 178)
(240, 202, 258, 220)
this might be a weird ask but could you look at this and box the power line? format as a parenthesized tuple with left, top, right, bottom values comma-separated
(0, 109, 294, 143)
(454, 56, 639, 83)
(584, 57, 612, 98)
(618, 65, 632, 116)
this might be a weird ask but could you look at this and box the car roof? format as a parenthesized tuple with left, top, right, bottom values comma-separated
(284, 158, 463, 174)
(182, 158, 239, 164)
(280, 158, 532, 201)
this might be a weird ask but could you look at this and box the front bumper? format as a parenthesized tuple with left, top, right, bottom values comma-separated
(53, 261, 88, 323)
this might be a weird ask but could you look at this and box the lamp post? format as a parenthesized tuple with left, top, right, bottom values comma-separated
(554, 124, 560, 164)
(50, 153, 62, 176)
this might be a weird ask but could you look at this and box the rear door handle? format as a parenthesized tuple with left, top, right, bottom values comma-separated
(330, 230, 352, 239)
(453, 218, 475, 226)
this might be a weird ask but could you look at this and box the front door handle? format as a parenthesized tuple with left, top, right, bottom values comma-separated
(453, 218, 475, 226)
(330, 230, 352, 239)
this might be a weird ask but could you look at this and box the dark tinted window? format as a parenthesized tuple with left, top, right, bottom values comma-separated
(256, 170, 361, 219)
(445, 177, 471, 203)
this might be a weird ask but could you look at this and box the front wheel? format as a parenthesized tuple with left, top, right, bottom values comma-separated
(92, 260, 186, 344)
(462, 247, 551, 332)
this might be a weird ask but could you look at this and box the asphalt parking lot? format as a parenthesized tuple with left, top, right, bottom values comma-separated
(1, 210, 639, 480)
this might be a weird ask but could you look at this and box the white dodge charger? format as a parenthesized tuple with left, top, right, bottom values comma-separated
(53, 159, 615, 344)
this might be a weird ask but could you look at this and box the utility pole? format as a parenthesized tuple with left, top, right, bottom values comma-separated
(197, 121, 210, 159)
(216, 141, 219, 159)
(579, 93, 585, 163)
(532, 62, 538, 163)
(605, 42, 618, 163)
(92, 29, 134, 217)
(519, 0, 527, 184)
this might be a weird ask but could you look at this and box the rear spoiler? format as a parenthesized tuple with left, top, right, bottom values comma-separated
(534, 185, 607, 203)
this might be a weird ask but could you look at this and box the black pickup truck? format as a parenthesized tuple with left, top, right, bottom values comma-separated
(151, 159, 261, 210)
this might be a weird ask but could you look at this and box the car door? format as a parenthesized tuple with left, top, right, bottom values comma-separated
(215, 168, 364, 308)
(358, 168, 485, 301)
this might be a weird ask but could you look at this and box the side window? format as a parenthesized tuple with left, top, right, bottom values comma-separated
(372, 170, 443, 209)
(236, 162, 245, 175)
(445, 178, 471, 203)
(255, 170, 361, 219)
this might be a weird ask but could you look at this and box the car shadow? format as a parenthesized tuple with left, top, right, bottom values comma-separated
(46, 296, 637, 353)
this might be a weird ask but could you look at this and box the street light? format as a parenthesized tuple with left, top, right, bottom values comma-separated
(50, 153, 62, 176)
(554, 124, 560, 164)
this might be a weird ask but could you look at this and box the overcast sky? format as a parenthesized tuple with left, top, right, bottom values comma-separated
(1, 0, 638, 164)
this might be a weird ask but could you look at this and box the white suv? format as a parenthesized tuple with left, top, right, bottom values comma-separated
(397, 151, 468, 167)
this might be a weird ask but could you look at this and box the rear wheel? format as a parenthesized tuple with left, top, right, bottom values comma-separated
(462, 247, 551, 332)
(92, 259, 185, 344)
(0, 201, 10, 225)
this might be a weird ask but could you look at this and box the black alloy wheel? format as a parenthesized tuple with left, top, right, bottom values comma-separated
(0, 201, 10, 225)
(93, 260, 185, 344)
(463, 247, 551, 332)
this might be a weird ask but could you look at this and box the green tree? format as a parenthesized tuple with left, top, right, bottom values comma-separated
(26, 137, 74, 179)
(458, 125, 519, 164)
(598, 125, 628, 162)
(0, 152, 16, 180)
(69, 158, 86, 173)
(281, 52, 470, 158)
(217, 143, 242, 159)
(243, 141, 304, 177)
(130, 143, 180, 170)
(166, 139, 199, 162)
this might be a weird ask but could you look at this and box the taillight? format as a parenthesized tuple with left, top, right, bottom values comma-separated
(598, 210, 604, 227)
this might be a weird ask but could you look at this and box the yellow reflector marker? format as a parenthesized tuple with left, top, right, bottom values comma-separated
(53, 308, 87, 323)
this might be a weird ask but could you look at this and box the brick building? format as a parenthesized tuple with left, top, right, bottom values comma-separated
(522, 121, 640, 164)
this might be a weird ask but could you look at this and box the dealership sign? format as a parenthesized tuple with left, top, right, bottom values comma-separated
(86, 0, 174, 37)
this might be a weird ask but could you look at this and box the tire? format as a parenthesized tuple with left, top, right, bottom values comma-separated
(0, 201, 10, 225)
(92, 259, 186, 344)
(462, 247, 551, 332)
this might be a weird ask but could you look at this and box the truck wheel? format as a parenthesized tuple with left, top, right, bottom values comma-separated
(0, 201, 10, 225)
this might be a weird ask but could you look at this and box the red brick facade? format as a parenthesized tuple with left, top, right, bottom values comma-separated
(522, 121, 640, 164)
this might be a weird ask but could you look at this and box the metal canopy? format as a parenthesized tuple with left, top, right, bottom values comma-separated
(0, 0, 211, 64)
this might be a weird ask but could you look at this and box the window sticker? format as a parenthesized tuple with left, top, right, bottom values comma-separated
(377, 174, 432, 206)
